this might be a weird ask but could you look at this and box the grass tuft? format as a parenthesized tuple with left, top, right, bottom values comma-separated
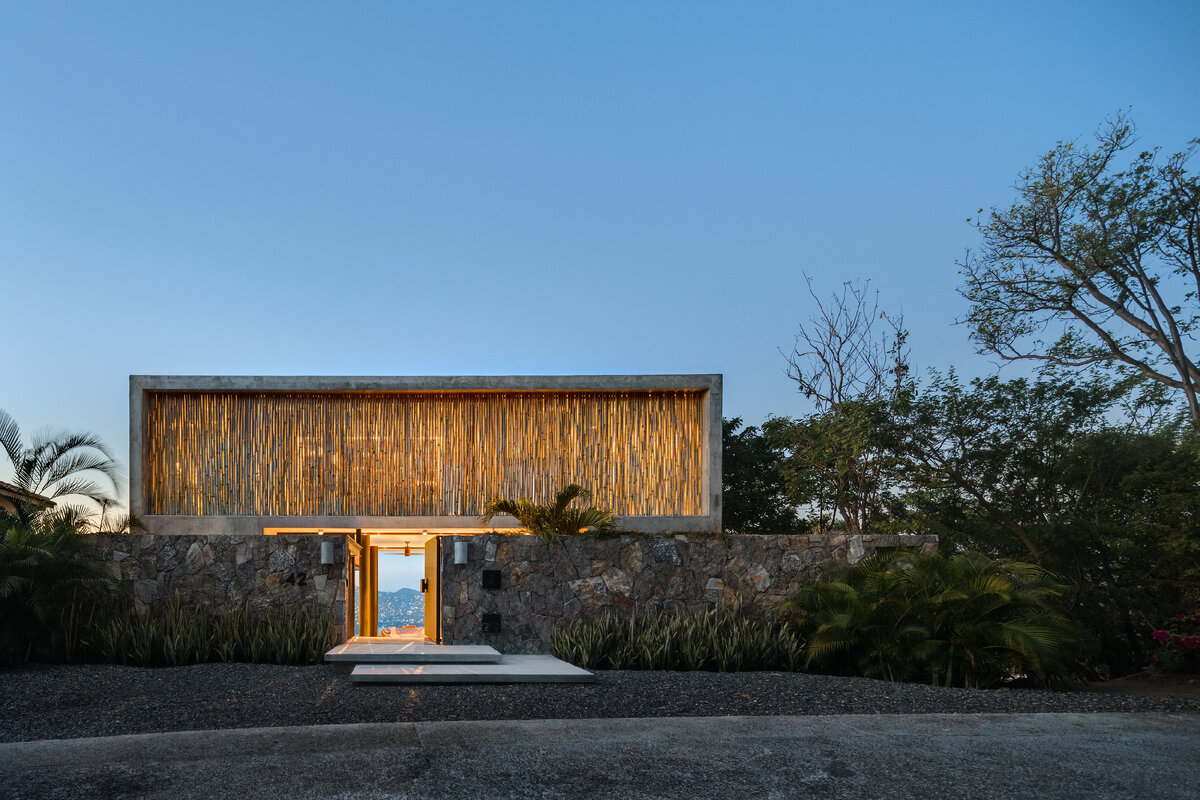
(552, 604, 804, 671)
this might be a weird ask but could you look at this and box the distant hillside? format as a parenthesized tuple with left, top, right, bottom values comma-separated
(377, 588, 423, 628)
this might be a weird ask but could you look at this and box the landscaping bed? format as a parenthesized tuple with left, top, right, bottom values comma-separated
(3, 663, 1199, 743)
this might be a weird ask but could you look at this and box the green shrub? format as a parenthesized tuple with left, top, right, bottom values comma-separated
(61, 593, 338, 667)
(0, 509, 111, 665)
(1150, 608, 1200, 674)
(552, 604, 804, 671)
(779, 551, 1081, 688)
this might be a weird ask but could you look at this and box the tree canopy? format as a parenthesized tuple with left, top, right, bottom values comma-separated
(961, 113, 1200, 422)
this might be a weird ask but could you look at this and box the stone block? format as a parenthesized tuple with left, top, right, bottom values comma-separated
(133, 579, 158, 605)
(650, 537, 681, 565)
(601, 568, 633, 597)
(267, 549, 296, 573)
(745, 565, 771, 592)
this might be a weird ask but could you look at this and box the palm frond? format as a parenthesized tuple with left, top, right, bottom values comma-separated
(480, 484, 612, 541)
(0, 409, 23, 469)
(552, 484, 589, 515)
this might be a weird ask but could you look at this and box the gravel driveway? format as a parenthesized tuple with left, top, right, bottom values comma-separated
(4, 662, 1199, 743)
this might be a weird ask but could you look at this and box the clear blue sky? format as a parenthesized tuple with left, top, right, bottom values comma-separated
(2, 2, 1198, 503)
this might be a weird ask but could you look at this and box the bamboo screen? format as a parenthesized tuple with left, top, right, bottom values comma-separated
(144, 391, 706, 517)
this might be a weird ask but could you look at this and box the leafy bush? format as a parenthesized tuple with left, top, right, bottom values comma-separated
(1150, 608, 1200, 674)
(0, 508, 111, 665)
(779, 551, 1081, 688)
(552, 604, 804, 671)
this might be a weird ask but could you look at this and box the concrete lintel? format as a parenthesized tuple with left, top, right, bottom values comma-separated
(130, 374, 721, 394)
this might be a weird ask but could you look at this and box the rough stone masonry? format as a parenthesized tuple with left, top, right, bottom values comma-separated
(439, 533, 938, 653)
(80, 534, 348, 641)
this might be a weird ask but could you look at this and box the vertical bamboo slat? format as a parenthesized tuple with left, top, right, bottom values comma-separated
(144, 389, 705, 517)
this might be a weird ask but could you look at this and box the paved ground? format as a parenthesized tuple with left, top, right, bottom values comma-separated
(2, 712, 1197, 799)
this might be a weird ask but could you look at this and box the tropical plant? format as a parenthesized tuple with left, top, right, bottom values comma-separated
(780, 551, 1081, 688)
(0, 507, 112, 664)
(90, 498, 145, 534)
(1149, 608, 1200, 674)
(552, 604, 804, 672)
(0, 408, 122, 523)
(903, 372, 1200, 675)
(71, 593, 338, 667)
(480, 483, 616, 541)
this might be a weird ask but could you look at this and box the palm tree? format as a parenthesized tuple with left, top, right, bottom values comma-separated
(0, 408, 123, 524)
(480, 483, 617, 541)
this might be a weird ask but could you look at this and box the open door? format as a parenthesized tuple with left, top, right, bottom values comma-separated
(423, 537, 440, 643)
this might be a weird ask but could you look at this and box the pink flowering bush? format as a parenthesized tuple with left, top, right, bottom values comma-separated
(1149, 608, 1200, 673)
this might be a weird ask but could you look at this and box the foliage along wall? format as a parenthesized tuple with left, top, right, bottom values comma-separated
(439, 532, 939, 653)
(143, 390, 706, 517)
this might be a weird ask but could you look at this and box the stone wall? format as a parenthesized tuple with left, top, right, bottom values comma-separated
(438, 532, 938, 653)
(81, 534, 348, 641)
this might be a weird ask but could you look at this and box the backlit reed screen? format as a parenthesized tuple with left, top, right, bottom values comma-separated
(144, 391, 705, 517)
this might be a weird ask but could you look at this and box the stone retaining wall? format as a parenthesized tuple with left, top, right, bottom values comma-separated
(80, 534, 348, 641)
(438, 532, 938, 653)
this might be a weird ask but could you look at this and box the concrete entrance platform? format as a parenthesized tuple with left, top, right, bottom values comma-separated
(324, 642, 502, 665)
(350, 654, 595, 684)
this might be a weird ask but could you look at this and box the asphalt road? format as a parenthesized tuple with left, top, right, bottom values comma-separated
(2, 713, 1197, 799)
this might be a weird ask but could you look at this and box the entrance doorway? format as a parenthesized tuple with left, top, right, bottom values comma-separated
(353, 533, 441, 643)
(375, 546, 425, 640)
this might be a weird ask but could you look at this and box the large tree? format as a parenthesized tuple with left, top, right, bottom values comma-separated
(904, 373, 1200, 675)
(962, 114, 1200, 422)
(771, 278, 911, 535)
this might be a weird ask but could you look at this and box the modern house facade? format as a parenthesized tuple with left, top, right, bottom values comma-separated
(119, 373, 937, 652)
(129, 374, 723, 642)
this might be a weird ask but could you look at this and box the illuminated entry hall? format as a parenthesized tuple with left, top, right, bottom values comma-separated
(130, 374, 723, 643)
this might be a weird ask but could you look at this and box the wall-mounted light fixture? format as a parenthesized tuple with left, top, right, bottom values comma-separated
(320, 539, 336, 565)
(454, 540, 469, 565)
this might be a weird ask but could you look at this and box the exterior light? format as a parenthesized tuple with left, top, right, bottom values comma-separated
(454, 540, 469, 565)
(320, 539, 336, 565)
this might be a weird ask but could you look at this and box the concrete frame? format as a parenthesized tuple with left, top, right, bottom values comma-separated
(131, 374, 722, 535)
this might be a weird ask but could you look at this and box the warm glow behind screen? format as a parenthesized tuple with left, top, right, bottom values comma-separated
(144, 390, 706, 517)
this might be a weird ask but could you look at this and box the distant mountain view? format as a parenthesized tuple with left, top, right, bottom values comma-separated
(377, 588, 423, 628)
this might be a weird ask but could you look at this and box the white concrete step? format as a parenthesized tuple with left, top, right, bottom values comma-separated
(325, 642, 502, 665)
(349, 655, 595, 684)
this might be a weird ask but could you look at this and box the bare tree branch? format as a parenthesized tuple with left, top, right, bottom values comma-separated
(961, 113, 1200, 423)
